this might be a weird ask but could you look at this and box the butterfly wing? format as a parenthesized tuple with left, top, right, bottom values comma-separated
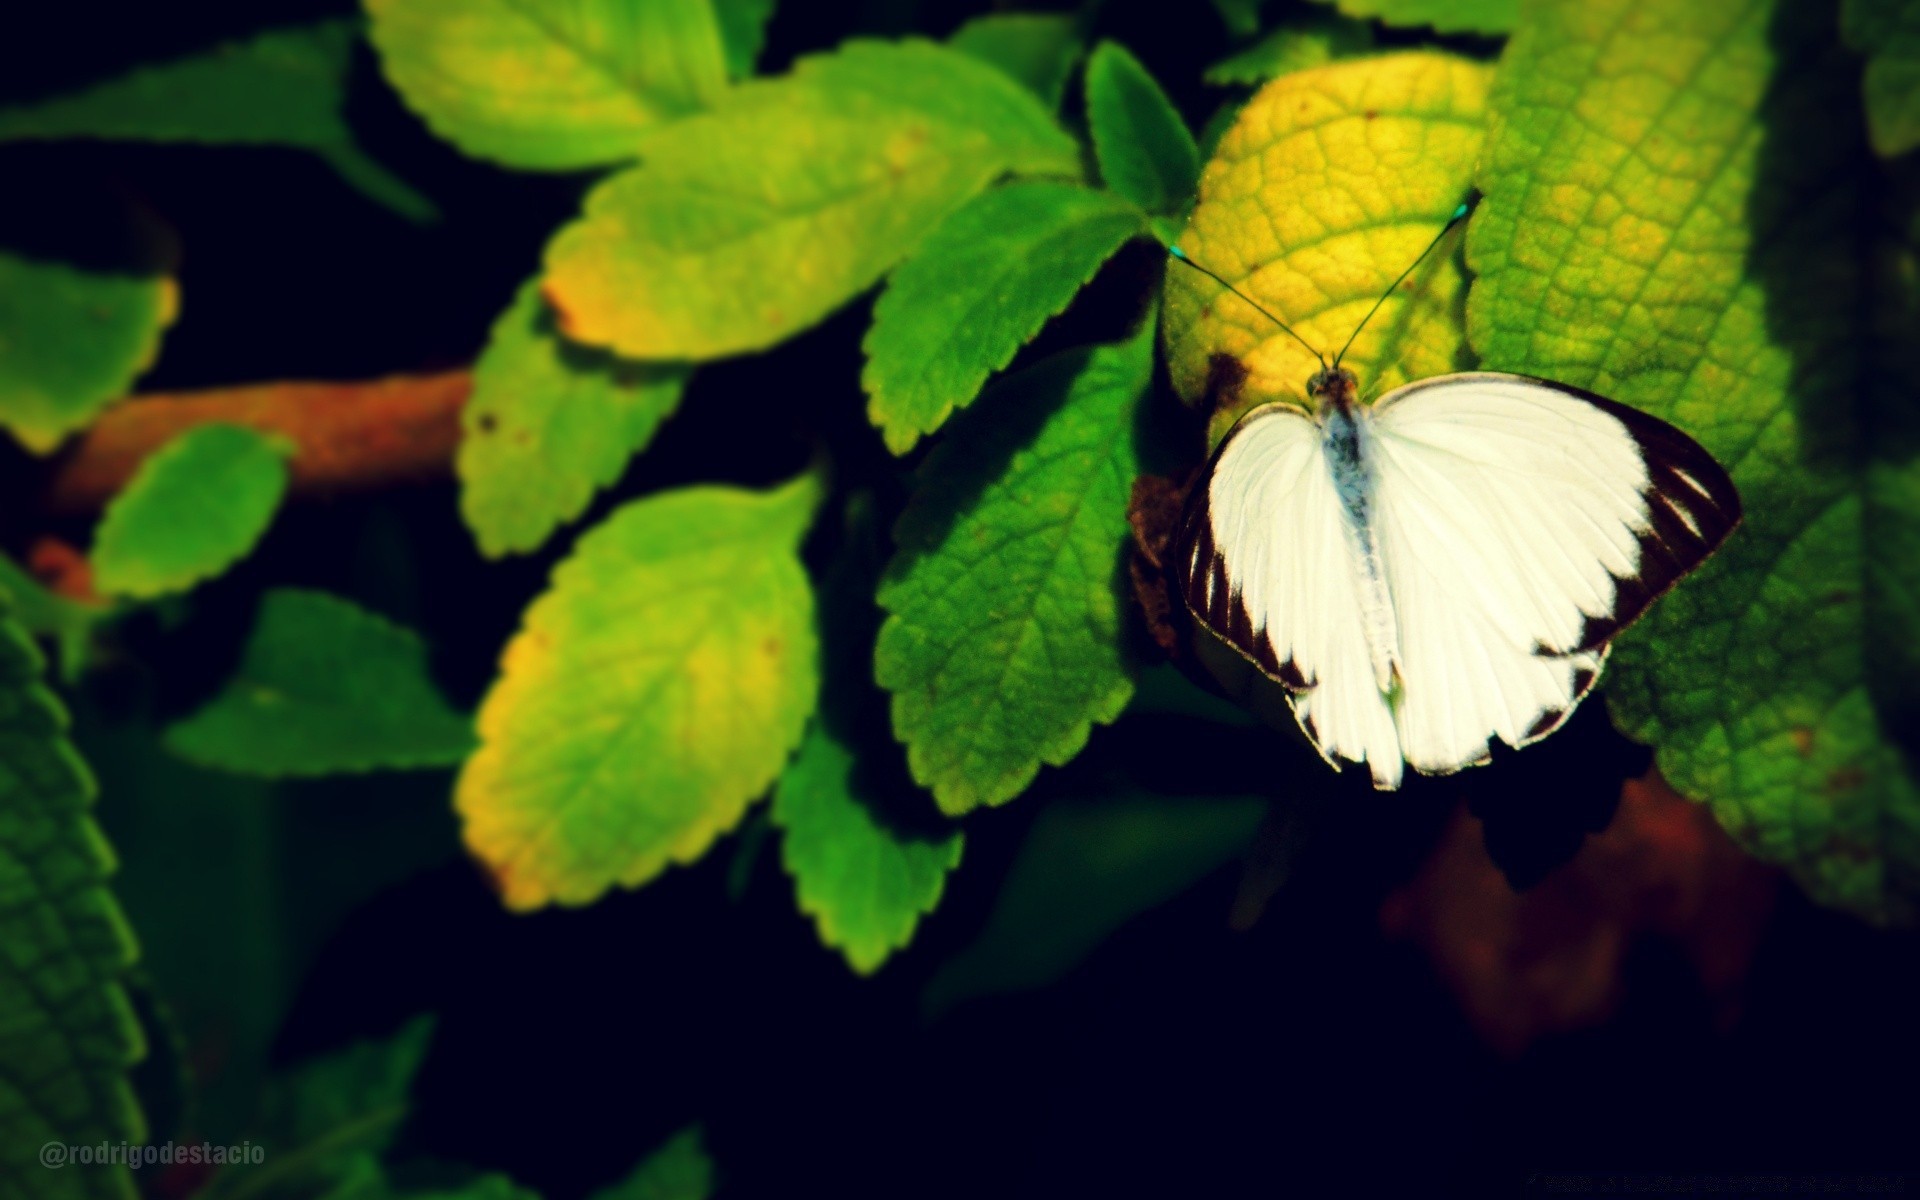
(1174, 404, 1406, 787)
(1366, 372, 1740, 775)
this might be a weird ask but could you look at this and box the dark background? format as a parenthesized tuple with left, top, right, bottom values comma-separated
(4, 2, 1916, 1196)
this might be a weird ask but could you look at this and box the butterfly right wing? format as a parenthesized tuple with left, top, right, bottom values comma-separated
(1174, 404, 1405, 787)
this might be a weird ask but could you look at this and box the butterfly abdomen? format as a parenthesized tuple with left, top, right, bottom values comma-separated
(1322, 404, 1401, 694)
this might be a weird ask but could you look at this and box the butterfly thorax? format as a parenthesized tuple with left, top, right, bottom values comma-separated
(1308, 366, 1403, 694)
(1306, 366, 1360, 419)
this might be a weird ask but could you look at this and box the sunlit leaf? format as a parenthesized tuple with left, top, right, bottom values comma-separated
(948, 13, 1084, 109)
(1162, 52, 1490, 445)
(924, 790, 1264, 1014)
(542, 39, 1080, 361)
(876, 324, 1154, 814)
(0, 603, 144, 1200)
(1204, 14, 1376, 86)
(164, 590, 473, 777)
(1308, 0, 1517, 35)
(0, 21, 431, 219)
(458, 280, 687, 558)
(863, 181, 1147, 454)
(91, 424, 290, 599)
(1468, 0, 1920, 922)
(458, 473, 823, 910)
(591, 1126, 713, 1200)
(366, 0, 729, 170)
(1842, 0, 1920, 157)
(1085, 42, 1199, 215)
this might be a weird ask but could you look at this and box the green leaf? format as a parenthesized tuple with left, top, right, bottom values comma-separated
(947, 13, 1084, 109)
(1467, 0, 1920, 922)
(1163, 52, 1490, 444)
(163, 590, 474, 777)
(1307, 0, 1517, 35)
(457, 473, 823, 909)
(458, 280, 688, 558)
(366, 0, 729, 171)
(0, 603, 144, 1200)
(924, 790, 1264, 1014)
(876, 324, 1154, 815)
(1843, 0, 1920, 156)
(0, 211, 175, 453)
(863, 181, 1147, 454)
(0, 21, 432, 220)
(91, 424, 290, 600)
(1204, 14, 1377, 86)
(0, 552, 105, 684)
(203, 1018, 433, 1200)
(715, 0, 776, 79)
(1211, 0, 1266, 37)
(542, 39, 1080, 361)
(1084, 42, 1199, 215)
(591, 1126, 714, 1200)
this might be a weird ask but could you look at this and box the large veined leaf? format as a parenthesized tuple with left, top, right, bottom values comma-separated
(1084, 42, 1200, 216)
(366, 0, 729, 170)
(458, 474, 822, 910)
(458, 280, 687, 558)
(164, 590, 474, 777)
(1842, 0, 1920, 157)
(863, 182, 1147, 454)
(90, 424, 291, 599)
(542, 39, 1080, 361)
(1163, 52, 1490, 445)
(876, 323, 1154, 814)
(0, 21, 431, 219)
(947, 13, 1084, 109)
(0, 603, 144, 1200)
(1307, 0, 1517, 35)
(1467, 0, 1920, 922)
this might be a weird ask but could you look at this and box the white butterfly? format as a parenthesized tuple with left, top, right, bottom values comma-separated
(1167, 228, 1741, 790)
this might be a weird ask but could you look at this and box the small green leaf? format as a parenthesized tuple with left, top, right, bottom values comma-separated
(1308, 0, 1517, 35)
(458, 473, 823, 910)
(91, 424, 290, 600)
(366, 0, 729, 171)
(0, 21, 432, 220)
(1205, 14, 1376, 85)
(591, 1126, 714, 1200)
(948, 13, 1085, 109)
(863, 181, 1147, 454)
(1084, 42, 1199, 215)
(458, 280, 688, 558)
(0, 603, 145, 1200)
(1843, 0, 1920, 156)
(0, 552, 105, 683)
(203, 1018, 433, 1200)
(542, 39, 1080, 361)
(164, 590, 474, 777)
(1211, 0, 1266, 37)
(715, 0, 775, 79)
(876, 324, 1154, 814)
(1468, 0, 1920, 921)
(924, 790, 1264, 1014)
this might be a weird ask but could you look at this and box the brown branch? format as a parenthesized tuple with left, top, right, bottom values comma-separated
(42, 369, 472, 514)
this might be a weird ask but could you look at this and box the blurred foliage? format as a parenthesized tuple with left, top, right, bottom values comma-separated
(0, 0, 1916, 1196)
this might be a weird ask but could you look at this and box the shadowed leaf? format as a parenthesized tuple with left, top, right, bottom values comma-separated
(1308, 0, 1517, 35)
(948, 13, 1084, 109)
(1085, 42, 1200, 215)
(1205, 14, 1376, 86)
(1843, 0, 1920, 156)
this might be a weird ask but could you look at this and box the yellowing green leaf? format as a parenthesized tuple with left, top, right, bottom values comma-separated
(876, 325, 1153, 815)
(458, 474, 823, 910)
(948, 13, 1084, 109)
(863, 182, 1147, 454)
(591, 1127, 713, 1200)
(1468, 0, 1920, 922)
(1308, 0, 1516, 35)
(164, 590, 474, 777)
(1163, 52, 1490, 444)
(91, 424, 290, 599)
(0, 21, 431, 220)
(0, 232, 175, 453)
(541, 39, 1080, 361)
(366, 0, 729, 171)
(0, 604, 144, 1200)
(1843, 0, 1920, 156)
(458, 280, 687, 558)
(1204, 14, 1376, 86)
(1085, 42, 1199, 216)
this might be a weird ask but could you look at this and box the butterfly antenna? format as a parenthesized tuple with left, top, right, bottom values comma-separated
(1167, 245, 1327, 370)
(1331, 200, 1474, 369)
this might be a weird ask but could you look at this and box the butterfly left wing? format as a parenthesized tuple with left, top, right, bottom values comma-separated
(1366, 372, 1740, 777)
